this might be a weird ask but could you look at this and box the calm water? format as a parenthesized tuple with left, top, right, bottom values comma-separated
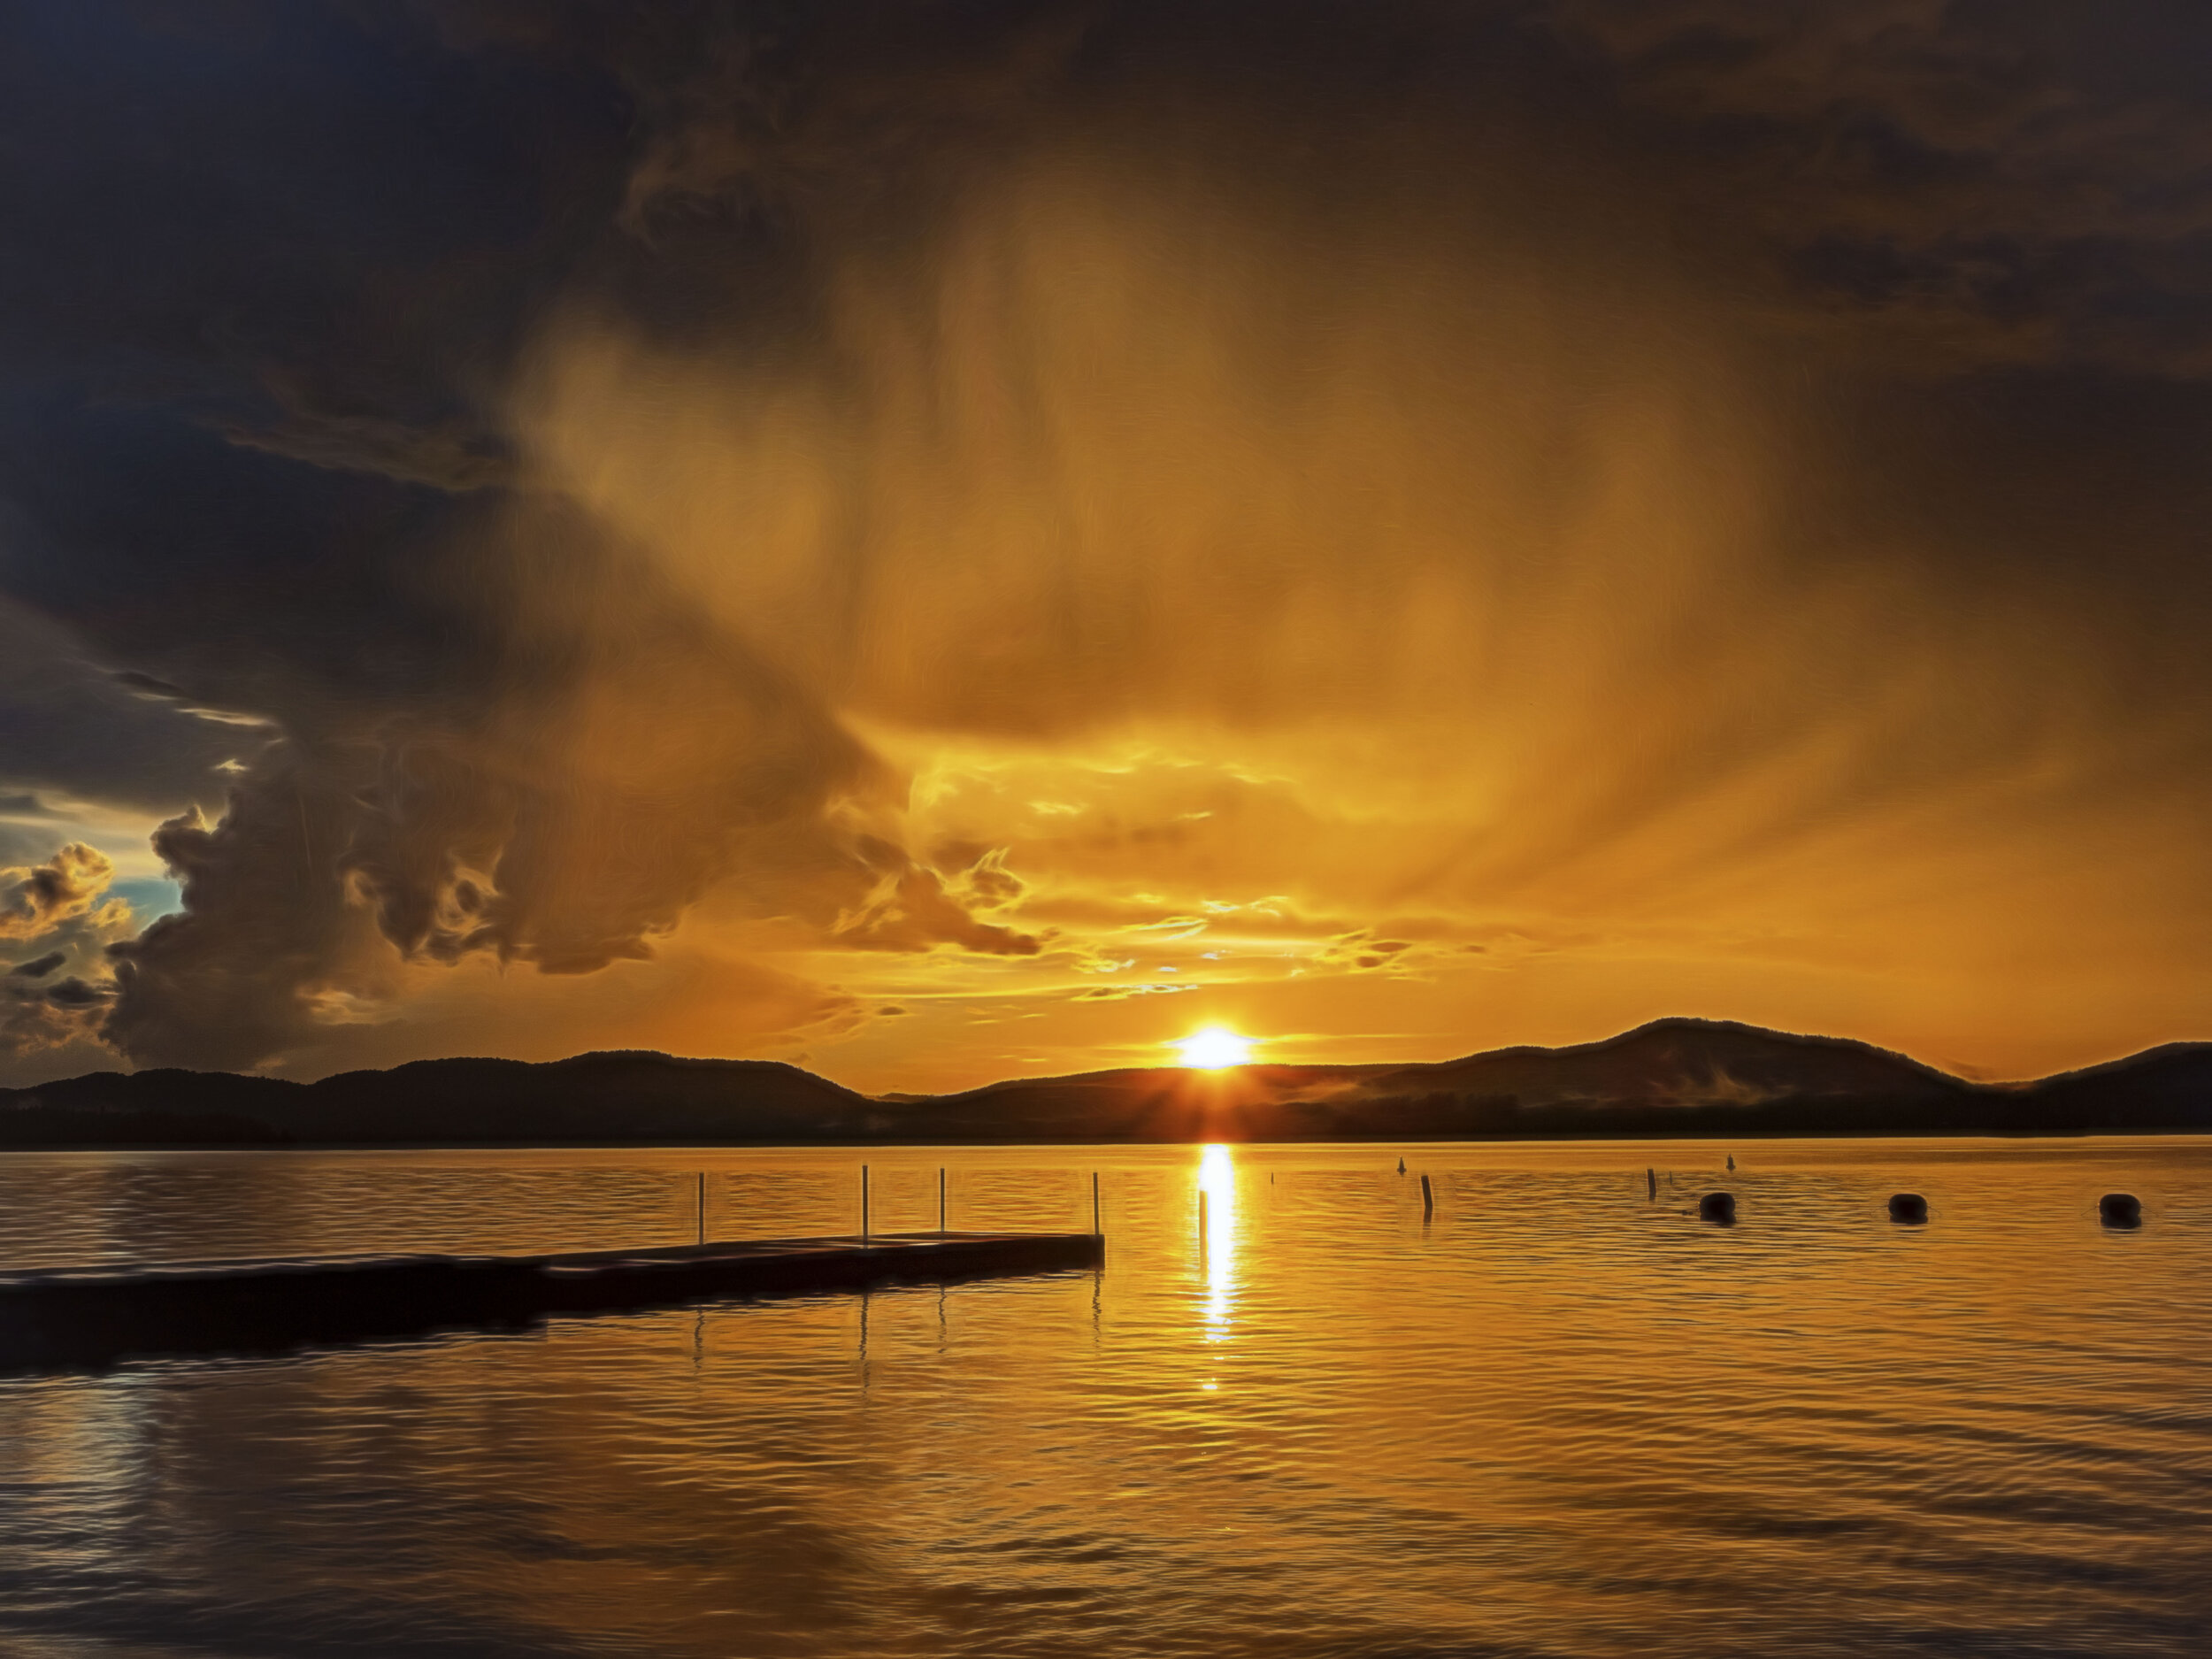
(1, 1140, 2208, 1656)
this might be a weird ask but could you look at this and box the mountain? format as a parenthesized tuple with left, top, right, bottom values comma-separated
(2, 1019, 2208, 1148)
(0, 1051, 878, 1148)
(2014, 1043, 2212, 1131)
(878, 1018, 1990, 1142)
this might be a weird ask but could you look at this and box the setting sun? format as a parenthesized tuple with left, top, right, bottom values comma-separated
(1177, 1026, 1255, 1069)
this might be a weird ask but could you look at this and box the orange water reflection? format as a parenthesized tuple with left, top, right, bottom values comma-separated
(1197, 1143, 1237, 1339)
(3, 1141, 2210, 1657)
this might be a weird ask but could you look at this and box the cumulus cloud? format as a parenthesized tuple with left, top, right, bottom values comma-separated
(0, 840, 130, 1064)
(103, 758, 379, 1071)
(0, 843, 112, 940)
(833, 858, 1043, 957)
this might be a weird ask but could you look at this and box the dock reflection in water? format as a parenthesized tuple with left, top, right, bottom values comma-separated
(1, 1139, 2209, 1656)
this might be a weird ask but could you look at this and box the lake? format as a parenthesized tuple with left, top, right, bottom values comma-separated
(1, 1139, 2207, 1655)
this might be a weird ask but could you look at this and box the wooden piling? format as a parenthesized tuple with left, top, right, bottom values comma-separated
(1421, 1172, 1434, 1218)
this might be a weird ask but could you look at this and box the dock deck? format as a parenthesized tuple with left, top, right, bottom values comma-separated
(0, 1230, 1105, 1372)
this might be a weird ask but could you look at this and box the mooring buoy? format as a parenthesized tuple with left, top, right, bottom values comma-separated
(2100, 1193, 2142, 1229)
(1888, 1193, 1928, 1224)
(1726, 1154, 1735, 1171)
(1700, 1191, 1736, 1225)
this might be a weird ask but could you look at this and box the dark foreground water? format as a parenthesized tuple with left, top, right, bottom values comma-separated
(0, 1140, 2208, 1656)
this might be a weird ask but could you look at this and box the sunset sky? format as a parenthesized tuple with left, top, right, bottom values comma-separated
(5, 1, 2212, 1093)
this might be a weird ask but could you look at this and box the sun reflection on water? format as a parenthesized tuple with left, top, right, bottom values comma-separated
(1197, 1143, 1237, 1339)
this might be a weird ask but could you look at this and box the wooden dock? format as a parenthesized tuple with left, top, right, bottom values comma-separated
(0, 1230, 1105, 1373)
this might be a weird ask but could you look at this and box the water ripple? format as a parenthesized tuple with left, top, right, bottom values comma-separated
(0, 1139, 2208, 1654)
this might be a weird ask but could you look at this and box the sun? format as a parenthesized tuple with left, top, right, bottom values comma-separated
(1176, 1025, 1254, 1069)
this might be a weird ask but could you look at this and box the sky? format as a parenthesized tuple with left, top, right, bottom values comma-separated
(4, 0, 2212, 1093)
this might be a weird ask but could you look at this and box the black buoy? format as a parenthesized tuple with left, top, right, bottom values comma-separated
(1397, 1157, 1405, 1174)
(2100, 1193, 2143, 1229)
(1700, 1191, 1736, 1225)
(1888, 1192, 1928, 1225)
(1726, 1154, 1735, 1171)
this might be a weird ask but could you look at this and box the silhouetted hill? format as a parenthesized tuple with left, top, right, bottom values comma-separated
(3, 1019, 2208, 1147)
(0, 1051, 876, 1148)
(4, 1067, 307, 1123)
(1365, 1019, 1969, 1110)
(2018, 1043, 2212, 1130)
(294, 1053, 877, 1143)
(887, 1019, 1987, 1142)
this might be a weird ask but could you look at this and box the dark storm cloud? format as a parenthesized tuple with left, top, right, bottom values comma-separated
(97, 495, 1024, 1069)
(0, 568, 254, 816)
(0, 4, 1081, 1069)
(0, 0, 622, 456)
(1543, 0, 2212, 373)
(465, 0, 2212, 375)
(0, 0, 602, 822)
(8, 953, 65, 980)
(332, 497, 920, 976)
(4, 0, 2212, 1076)
(42, 977, 111, 1010)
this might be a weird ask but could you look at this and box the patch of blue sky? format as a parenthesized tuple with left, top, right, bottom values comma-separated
(112, 877, 182, 922)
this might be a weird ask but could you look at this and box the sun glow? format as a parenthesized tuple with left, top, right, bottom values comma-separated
(1199, 1143, 1235, 1191)
(1177, 1026, 1254, 1069)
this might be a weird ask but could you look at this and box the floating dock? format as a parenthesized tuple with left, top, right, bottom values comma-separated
(0, 1230, 1105, 1373)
